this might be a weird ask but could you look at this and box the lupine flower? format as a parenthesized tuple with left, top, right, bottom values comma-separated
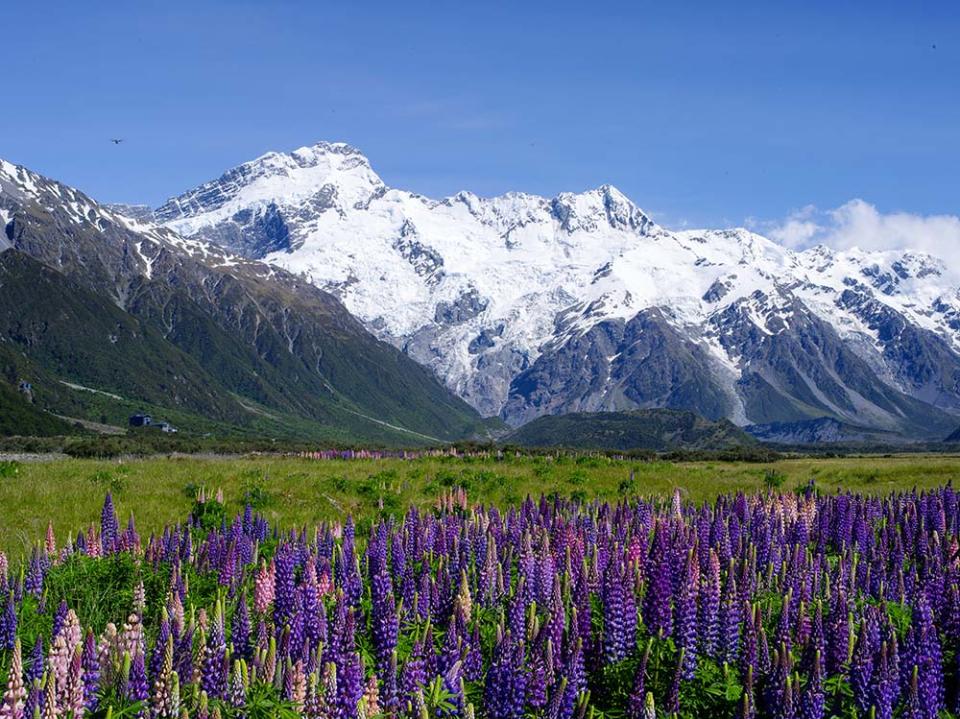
(0, 639, 26, 719)
(101, 493, 119, 554)
(201, 601, 228, 699)
(0, 486, 958, 719)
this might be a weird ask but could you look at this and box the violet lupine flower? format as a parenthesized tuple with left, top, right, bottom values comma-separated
(872, 641, 897, 719)
(799, 649, 824, 719)
(676, 553, 699, 679)
(150, 614, 172, 680)
(332, 608, 364, 719)
(371, 570, 399, 675)
(124, 650, 149, 705)
(719, 567, 741, 665)
(627, 640, 651, 719)
(0, 593, 16, 651)
(101, 493, 119, 554)
(602, 559, 636, 662)
(850, 623, 876, 712)
(227, 659, 247, 711)
(904, 665, 923, 719)
(401, 634, 428, 705)
(273, 548, 297, 628)
(25, 637, 44, 686)
(51, 601, 68, 639)
(231, 593, 251, 660)
(914, 595, 944, 718)
(24, 551, 45, 598)
(81, 630, 99, 712)
(642, 533, 673, 638)
(699, 550, 721, 658)
(201, 602, 228, 700)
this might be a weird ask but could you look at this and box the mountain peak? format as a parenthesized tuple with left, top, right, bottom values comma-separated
(156, 140, 384, 229)
(550, 183, 657, 234)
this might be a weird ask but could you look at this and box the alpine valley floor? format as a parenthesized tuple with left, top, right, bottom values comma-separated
(2, 452, 960, 558)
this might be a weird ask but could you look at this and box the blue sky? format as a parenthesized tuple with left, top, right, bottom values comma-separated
(3, 1, 958, 232)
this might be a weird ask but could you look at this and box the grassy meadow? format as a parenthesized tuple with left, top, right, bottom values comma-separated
(1, 452, 959, 557)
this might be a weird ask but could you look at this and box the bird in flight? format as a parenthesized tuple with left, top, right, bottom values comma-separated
(110, 138, 124, 144)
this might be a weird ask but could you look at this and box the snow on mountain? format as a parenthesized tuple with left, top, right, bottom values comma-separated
(154, 142, 960, 436)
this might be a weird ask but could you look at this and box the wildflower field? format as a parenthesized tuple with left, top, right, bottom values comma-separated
(0, 454, 958, 718)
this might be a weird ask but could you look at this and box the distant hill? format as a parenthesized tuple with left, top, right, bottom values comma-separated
(946, 425, 960, 442)
(745, 417, 909, 446)
(504, 409, 755, 451)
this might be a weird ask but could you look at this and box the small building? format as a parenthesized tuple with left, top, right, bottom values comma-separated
(129, 412, 152, 427)
(156, 421, 178, 433)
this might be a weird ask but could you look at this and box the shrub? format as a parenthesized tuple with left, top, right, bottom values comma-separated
(763, 468, 786, 489)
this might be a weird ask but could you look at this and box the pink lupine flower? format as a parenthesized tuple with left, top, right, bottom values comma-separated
(0, 639, 27, 719)
(64, 646, 85, 718)
(254, 560, 275, 615)
(44, 523, 56, 562)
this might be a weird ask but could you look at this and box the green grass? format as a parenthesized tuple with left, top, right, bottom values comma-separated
(1, 453, 959, 557)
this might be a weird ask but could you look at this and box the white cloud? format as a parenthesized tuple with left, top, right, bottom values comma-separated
(761, 200, 960, 265)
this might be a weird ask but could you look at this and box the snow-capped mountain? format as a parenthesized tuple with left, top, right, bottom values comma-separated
(155, 142, 960, 438)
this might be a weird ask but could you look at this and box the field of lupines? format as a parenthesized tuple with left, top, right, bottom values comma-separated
(0, 483, 959, 719)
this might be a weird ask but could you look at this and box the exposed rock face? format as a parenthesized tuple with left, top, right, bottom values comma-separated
(152, 142, 960, 438)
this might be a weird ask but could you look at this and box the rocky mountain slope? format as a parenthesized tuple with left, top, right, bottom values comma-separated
(154, 142, 960, 439)
(0, 158, 486, 443)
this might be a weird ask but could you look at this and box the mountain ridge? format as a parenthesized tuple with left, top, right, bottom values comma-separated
(0, 156, 488, 443)
(152, 141, 960, 439)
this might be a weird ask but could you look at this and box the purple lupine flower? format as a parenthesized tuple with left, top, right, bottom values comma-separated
(850, 618, 877, 713)
(719, 566, 741, 665)
(81, 630, 100, 712)
(50, 601, 68, 640)
(149, 614, 172, 680)
(273, 547, 297, 628)
(627, 640, 651, 719)
(800, 649, 824, 719)
(371, 570, 399, 675)
(676, 553, 699, 679)
(904, 665, 923, 719)
(231, 593, 251, 660)
(227, 658, 247, 711)
(914, 595, 944, 718)
(101, 493, 119, 554)
(401, 634, 428, 703)
(699, 550, 721, 658)
(201, 602, 228, 699)
(665, 648, 684, 715)
(125, 650, 149, 705)
(642, 531, 673, 638)
(872, 641, 896, 719)
(25, 637, 44, 686)
(602, 559, 637, 662)
(24, 551, 45, 598)
(336, 610, 364, 719)
(0, 593, 16, 651)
